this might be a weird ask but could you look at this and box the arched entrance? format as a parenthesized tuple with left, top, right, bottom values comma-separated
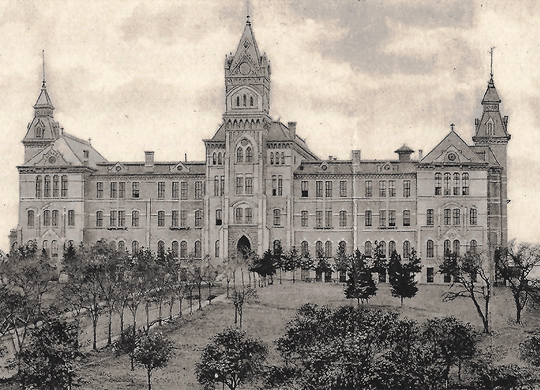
(237, 235, 251, 260)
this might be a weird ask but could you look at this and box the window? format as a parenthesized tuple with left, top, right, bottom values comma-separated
(380, 241, 387, 258)
(132, 182, 140, 198)
(250, 96, 254, 106)
(281, 152, 285, 165)
(237, 147, 244, 163)
(35, 126, 43, 138)
(365, 210, 372, 227)
(400, 210, 410, 227)
(52, 210, 59, 226)
(365, 241, 372, 257)
(301, 210, 308, 227)
(453, 209, 461, 225)
(220, 176, 225, 196)
(389, 180, 396, 197)
(427, 268, 434, 283)
(132, 241, 140, 255)
(470, 240, 477, 255)
(379, 180, 386, 197)
(315, 241, 323, 257)
(453, 240, 460, 255)
(43, 240, 49, 254)
(301, 181, 308, 197)
(108, 182, 116, 198)
(403, 180, 411, 198)
(132, 211, 139, 227)
(172, 210, 179, 227)
(487, 121, 494, 135)
(444, 173, 451, 195)
(110, 211, 117, 227)
(172, 181, 179, 199)
(43, 210, 51, 226)
(216, 209, 222, 225)
(51, 240, 58, 258)
(61, 175, 68, 197)
(316, 210, 323, 228)
(245, 208, 253, 224)
(172, 241, 179, 256)
(236, 176, 244, 195)
(158, 211, 165, 227)
(340, 181, 347, 197)
(36, 176, 42, 198)
(444, 209, 451, 225)
(389, 210, 396, 227)
(426, 240, 434, 258)
(118, 241, 126, 253)
(273, 209, 281, 226)
(462, 173, 469, 195)
(181, 182, 188, 200)
(453, 173, 460, 196)
(324, 241, 332, 258)
(243, 94, 246, 106)
(325, 210, 332, 228)
(181, 210, 187, 227)
(325, 181, 332, 197)
(215, 240, 220, 258)
(301, 241, 309, 257)
(403, 241, 411, 259)
(157, 182, 165, 198)
(118, 211, 125, 227)
(195, 210, 203, 227)
(435, 173, 442, 195)
(245, 147, 253, 163)
(119, 182, 125, 198)
(213, 177, 219, 196)
(339, 211, 347, 227)
(236, 96, 240, 106)
(270, 152, 274, 164)
(427, 209, 434, 226)
(365, 180, 372, 198)
(245, 177, 253, 195)
(195, 181, 204, 199)
(444, 273, 451, 283)
(27, 210, 35, 227)
(44, 176, 51, 197)
(470, 208, 478, 225)
(389, 241, 396, 256)
(180, 241, 187, 258)
(53, 175, 59, 197)
(212, 153, 216, 165)
(194, 241, 202, 258)
(444, 239, 451, 257)
(272, 176, 277, 196)
(96, 211, 103, 227)
(316, 181, 323, 198)
(379, 210, 386, 227)
(235, 208, 243, 224)
(157, 241, 165, 255)
(218, 153, 223, 165)
(68, 210, 75, 226)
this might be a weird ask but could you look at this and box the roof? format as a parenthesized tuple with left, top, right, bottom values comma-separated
(394, 145, 414, 154)
(421, 130, 487, 165)
(482, 77, 501, 104)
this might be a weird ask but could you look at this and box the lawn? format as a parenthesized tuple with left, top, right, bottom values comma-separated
(60, 279, 540, 390)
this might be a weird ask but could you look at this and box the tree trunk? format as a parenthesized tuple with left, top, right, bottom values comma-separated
(158, 300, 163, 326)
(401, 297, 404, 307)
(120, 308, 125, 339)
(145, 301, 150, 334)
(92, 316, 98, 351)
(515, 294, 523, 324)
(169, 297, 175, 321)
(147, 368, 152, 390)
(234, 303, 238, 325)
(178, 297, 183, 317)
(107, 309, 113, 345)
(198, 281, 202, 310)
(226, 276, 230, 298)
(292, 268, 296, 284)
(279, 268, 282, 284)
(208, 282, 212, 305)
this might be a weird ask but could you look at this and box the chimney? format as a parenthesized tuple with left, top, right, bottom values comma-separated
(394, 145, 414, 162)
(145, 151, 154, 172)
(185, 153, 187, 162)
(328, 155, 333, 161)
(351, 150, 361, 165)
(288, 121, 297, 139)
(419, 149, 423, 161)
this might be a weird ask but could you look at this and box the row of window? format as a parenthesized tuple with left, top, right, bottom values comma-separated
(270, 151, 285, 165)
(425, 239, 478, 258)
(27, 209, 75, 227)
(236, 175, 254, 195)
(95, 210, 203, 228)
(301, 180, 348, 198)
(96, 181, 204, 200)
(363, 179, 411, 198)
(295, 240, 412, 260)
(211, 152, 224, 165)
(236, 146, 254, 163)
(364, 210, 411, 227)
(426, 208, 477, 226)
(35, 175, 68, 198)
(435, 172, 470, 196)
(300, 210, 348, 228)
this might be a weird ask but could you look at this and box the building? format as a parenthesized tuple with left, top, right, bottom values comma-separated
(10, 16, 510, 284)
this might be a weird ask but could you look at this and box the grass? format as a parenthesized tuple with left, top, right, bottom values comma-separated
(3, 279, 540, 389)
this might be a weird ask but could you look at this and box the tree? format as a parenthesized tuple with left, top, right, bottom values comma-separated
(272, 241, 285, 284)
(251, 250, 276, 287)
(17, 312, 79, 390)
(133, 333, 174, 390)
(283, 247, 301, 284)
(314, 250, 333, 282)
(496, 240, 540, 324)
(114, 325, 140, 371)
(388, 249, 421, 306)
(344, 249, 377, 305)
(520, 331, 540, 367)
(300, 251, 314, 282)
(334, 243, 349, 282)
(440, 251, 492, 333)
(196, 327, 268, 390)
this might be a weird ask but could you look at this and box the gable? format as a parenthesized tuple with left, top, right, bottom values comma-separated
(422, 131, 486, 165)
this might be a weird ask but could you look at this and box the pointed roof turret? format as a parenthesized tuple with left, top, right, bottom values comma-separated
(230, 16, 262, 71)
(482, 76, 501, 104)
(34, 51, 54, 110)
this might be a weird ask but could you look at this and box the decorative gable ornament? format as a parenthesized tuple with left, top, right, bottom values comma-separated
(108, 162, 128, 173)
(170, 161, 190, 173)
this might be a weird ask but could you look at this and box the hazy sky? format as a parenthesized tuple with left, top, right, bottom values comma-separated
(0, 0, 539, 250)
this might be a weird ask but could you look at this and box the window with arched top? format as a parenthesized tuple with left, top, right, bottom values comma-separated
(444, 239, 451, 257)
(237, 147, 244, 163)
(43, 240, 49, 254)
(453, 240, 460, 255)
(44, 175, 51, 197)
(270, 152, 274, 164)
(365, 241, 372, 257)
(487, 120, 494, 135)
(435, 172, 442, 195)
(51, 240, 58, 257)
(273, 240, 281, 254)
(180, 241, 187, 259)
(36, 176, 42, 198)
(243, 94, 247, 106)
(301, 241, 309, 257)
(35, 126, 44, 138)
(215, 240, 220, 258)
(250, 96, 254, 106)
(194, 241, 202, 258)
(27, 210, 35, 227)
(245, 147, 253, 163)
(236, 96, 240, 106)
(325, 241, 332, 258)
(462, 173, 470, 195)
(403, 241, 411, 259)
(444, 172, 451, 195)
(157, 240, 165, 255)
(389, 241, 396, 256)
(379, 241, 387, 258)
(218, 152, 222, 165)
(61, 175, 68, 197)
(470, 240, 477, 254)
(132, 241, 139, 255)
(316, 241, 323, 257)
(212, 153, 216, 165)
(426, 240, 434, 258)
(118, 241, 126, 253)
(453, 172, 460, 195)
(281, 152, 285, 165)
(53, 175, 59, 197)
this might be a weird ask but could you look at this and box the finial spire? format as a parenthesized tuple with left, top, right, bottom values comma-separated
(246, 0, 251, 24)
(489, 47, 495, 79)
(450, 123, 455, 132)
(42, 50, 46, 88)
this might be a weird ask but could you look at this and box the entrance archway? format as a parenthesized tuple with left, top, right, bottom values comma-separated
(237, 235, 251, 260)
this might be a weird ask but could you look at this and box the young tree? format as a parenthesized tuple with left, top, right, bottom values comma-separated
(283, 247, 301, 284)
(272, 241, 285, 284)
(440, 251, 492, 333)
(251, 250, 276, 287)
(114, 325, 140, 371)
(196, 327, 268, 390)
(133, 333, 174, 390)
(314, 250, 333, 283)
(388, 249, 422, 306)
(300, 251, 314, 282)
(496, 240, 540, 324)
(334, 243, 349, 283)
(344, 249, 377, 305)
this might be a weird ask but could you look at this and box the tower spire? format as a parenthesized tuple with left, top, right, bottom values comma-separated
(489, 46, 495, 79)
(42, 50, 46, 88)
(246, 0, 251, 24)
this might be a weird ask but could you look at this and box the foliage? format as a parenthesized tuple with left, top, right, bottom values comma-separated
(520, 331, 540, 367)
(283, 247, 301, 283)
(113, 325, 141, 371)
(251, 250, 276, 285)
(468, 360, 535, 390)
(496, 240, 540, 324)
(388, 248, 421, 306)
(344, 249, 377, 305)
(133, 333, 174, 390)
(196, 327, 268, 390)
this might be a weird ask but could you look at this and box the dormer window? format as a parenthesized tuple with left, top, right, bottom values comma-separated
(83, 150, 89, 159)
(486, 119, 494, 135)
(236, 96, 240, 107)
(250, 96, 254, 106)
(243, 94, 247, 106)
(35, 126, 44, 138)
(270, 152, 274, 164)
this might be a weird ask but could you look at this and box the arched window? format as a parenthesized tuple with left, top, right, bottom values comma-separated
(281, 152, 285, 165)
(53, 175, 59, 197)
(27, 210, 35, 227)
(470, 208, 477, 225)
(301, 241, 309, 257)
(43, 240, 49, 255)
(218, 152, 222, 165)
(325, 241, 332, 258)
(118, 241, 126, 253)
(243, 94, 247, 106)
(43, 210, 51, 226)
(453, 240, 460, 255)
(444, 239, 451, 257)
(462, 173, 470, 195)
(96, 211, 103, 227)
(109, 241, 117, 251)
(273, 209, 281, 226)
(270, 152, 274, 164)
(389, 241, 396, 256)
(44, 175, 51, 197)
(236, 96, 240, 106)
(212, 153, 216, 165)
(180, 241, 187, 259)
(245, 147, 253, 163)
(453, 209, 461, 225)
(487, 121, 494, 135)
(36, 176, 42, 198)
(379, 241, 387, 258)
(51, 240, 58, 257)
(435, 172, 442, 195)
(365, 241, 372, 257)
(237, 147, 244, 163)
(61, 175, 68, 197)
(35, 126, 43, 138)
(132, 241, 139, 255)
(194, 241, 202, 259)
(426, 240, 434, 258)
(338, 241, 346, 254)
(453, 172, 460, 195)
(157, 240, 165, 255)
(316, 241, 323, 257)
(444, 172, 451, 195)
(52, 210, 59, 227)
(273, 240, 281, 254)
(171, 241, 179, 256)
(470, 240, 477, 255)
(403, 241, 411, 259)
(215, 240, 220, 258)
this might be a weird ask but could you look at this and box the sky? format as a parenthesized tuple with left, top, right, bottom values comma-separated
(0, 0, 539, 250)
